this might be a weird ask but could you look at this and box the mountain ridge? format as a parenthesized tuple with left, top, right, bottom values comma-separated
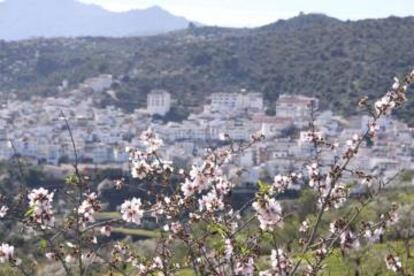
(260, 13, 341, 31)
(0, 0, 193, 40)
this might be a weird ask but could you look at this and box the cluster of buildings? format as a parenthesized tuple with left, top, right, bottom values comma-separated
(0, 75, 150, 165)
(146, 89, 414, 187)
(0, 74, 413, 188)
(151, 91, 318, 142)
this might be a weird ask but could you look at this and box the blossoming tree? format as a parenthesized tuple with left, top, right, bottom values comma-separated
(0, 70, 414, 275)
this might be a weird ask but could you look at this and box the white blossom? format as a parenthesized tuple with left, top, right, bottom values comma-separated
(28, 187, 55, 229)
(131, 160, 153, 179)
(385, 254, 402, 272)
(0, 243, 15, 263)
(260, 249, 291, 275)
(368, 121, 379, 137)
(181, 164, 212, 198)
(299, 219, 310, 233)
(181, 178, 198, 198)
(140, 129, 163, 152)
(164, 222, 182, 235)
(215, 177, 232, 195)
(100, 225, 112, 237)
(65, 254, 75, 263)
(364, 226, 384, 243)
(114, 179, 125, 190)
(303, 131, 324, 144)
(307, 163, 319, 188)
(382, 206, 400, 227)
(319, 182, 348, 210)
(198, 190, 224, 212)
(151, 256, 164, 270)
(374, 77, 407, 116)
(120, 198, 144, 225)
(339, 230, 360, 251)
(272, 174, 291, 194)
(330, 219, 359, 251)
(314, 243, 328, 261)
(45, 252, 57, 261)
(78, 192, 101, 225)
(235, 257, 255, 276)
(224, 239, 233, 260)
(375, 95, 396, 115)
(253, 196, 283, 231)
(0, 206, 8, 218)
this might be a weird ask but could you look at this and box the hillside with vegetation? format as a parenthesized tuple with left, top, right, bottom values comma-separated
(1, 13, 414, 123)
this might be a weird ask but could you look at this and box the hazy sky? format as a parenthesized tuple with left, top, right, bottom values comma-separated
(75, 0, 414, 27)
(1, 0, 412, 27)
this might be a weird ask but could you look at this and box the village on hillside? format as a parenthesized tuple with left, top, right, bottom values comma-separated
(0, 74, 412, 189)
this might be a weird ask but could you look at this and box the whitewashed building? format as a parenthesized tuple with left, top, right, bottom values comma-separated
(253, 115, 294, 138)
(147, 90, 171, 116)
(276, 94, 319, 127)
(210, 92, 263, 112)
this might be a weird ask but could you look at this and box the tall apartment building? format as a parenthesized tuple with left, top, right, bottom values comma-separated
(147, 90, 171, 116)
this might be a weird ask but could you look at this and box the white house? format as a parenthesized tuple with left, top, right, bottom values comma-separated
(276, 94, 319, 127)
(253, 115, 294, 138)
(210, 92, 263, 112)
(147, 90, 171, 116)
